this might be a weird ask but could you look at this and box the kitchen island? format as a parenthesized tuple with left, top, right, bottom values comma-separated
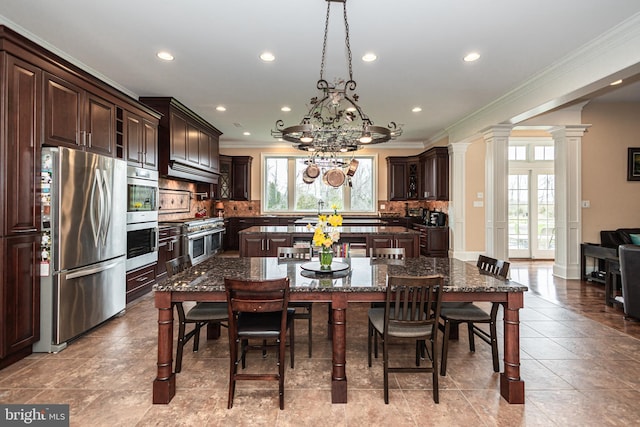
(238, 225, 421, 257)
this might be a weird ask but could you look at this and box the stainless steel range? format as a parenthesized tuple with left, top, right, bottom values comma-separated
(172, 217, 225, 265)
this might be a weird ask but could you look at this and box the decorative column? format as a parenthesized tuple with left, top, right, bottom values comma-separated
(448, 142, 471, 260)
(549, 125, 589, 279)
(483, 125, 513, 260)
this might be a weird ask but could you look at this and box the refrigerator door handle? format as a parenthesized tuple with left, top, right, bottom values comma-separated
(101, 168, 112, 244)
(90, 172, 101, 247)
(65, 259, 122, 280)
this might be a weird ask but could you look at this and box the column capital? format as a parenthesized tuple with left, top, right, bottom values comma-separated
(481, 124, 514, 140)
(549, 124, 591, 139)
(448, 141, 471, 154)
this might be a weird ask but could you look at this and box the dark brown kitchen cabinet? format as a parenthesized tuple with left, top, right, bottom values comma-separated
(232, 156, 252, 201)
(124, 109, 158, 169)
(126, 263, 156, 304)
(0, 53, 41, 369)
(218, 155, 232, 199)
(139, 97, 222, 184)
(3, 54, 40, 236)
(367, 234, 419, 258)
(44, 72, 116, 157)
(225, 217, 255, 251)
(413, 224, 449, 257)
(156, 225, 184, 283)
(0, 235, 40, 369)
(240, 233, 291, 257)
(386, 156, 419, 201)
(420, 147, 449, 201)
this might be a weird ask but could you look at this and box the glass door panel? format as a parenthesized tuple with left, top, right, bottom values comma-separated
(508, 173, 529, 258)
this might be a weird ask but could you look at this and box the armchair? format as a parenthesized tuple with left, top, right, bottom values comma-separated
(619, 244, 640, 321)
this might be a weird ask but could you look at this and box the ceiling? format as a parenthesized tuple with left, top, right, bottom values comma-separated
(1, 1, 640, 148)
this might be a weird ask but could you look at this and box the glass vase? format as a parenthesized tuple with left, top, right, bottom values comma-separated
(319, 247, 333, 270)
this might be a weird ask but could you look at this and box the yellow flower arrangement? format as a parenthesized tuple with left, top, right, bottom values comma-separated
(307, 204, 343, 249)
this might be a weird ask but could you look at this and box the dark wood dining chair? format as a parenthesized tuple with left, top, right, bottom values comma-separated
(367, 275, 444, 403)
(224, 276, 293, 410)
(439, 255, 510, 376)
(166, 255, 228, 373)
(278, 246, 314, 357)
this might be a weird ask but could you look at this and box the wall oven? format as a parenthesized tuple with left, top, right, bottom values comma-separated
(126, 221, 159, 271)
(126, 166, 159, 271)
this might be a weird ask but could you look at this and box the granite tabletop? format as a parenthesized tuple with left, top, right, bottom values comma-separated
(238, 225, 420, 234)
(154, 256, 528, 294)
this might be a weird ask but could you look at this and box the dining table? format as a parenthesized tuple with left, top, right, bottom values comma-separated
(152, 256, 528, 405)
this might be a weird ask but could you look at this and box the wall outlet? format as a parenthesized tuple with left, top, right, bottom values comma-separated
(477, 192, 484, 199)
(380, 204, 386, 210)
(581, 200, 590, 208)
(473, 201, 484, 207)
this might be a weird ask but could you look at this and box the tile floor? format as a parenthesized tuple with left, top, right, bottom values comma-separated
(1, 260, 640, 426)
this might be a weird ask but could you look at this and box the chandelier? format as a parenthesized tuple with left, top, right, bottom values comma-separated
(271, 0, 402, 186)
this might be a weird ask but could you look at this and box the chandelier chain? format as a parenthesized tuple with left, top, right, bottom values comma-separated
(320, 1, 331, 81)
(342, 1, 353, 81)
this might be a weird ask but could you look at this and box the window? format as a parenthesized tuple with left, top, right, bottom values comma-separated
(263, 155, 376, 213)
(534, 145, 554, 161)
(508, 146, 527, 161)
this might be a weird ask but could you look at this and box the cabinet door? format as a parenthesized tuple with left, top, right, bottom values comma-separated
(394, 235, 418, 258)
(170, 111, 188, 162)
(210, 133, 220, 174)
(125, 112, 143, 164)
(219, 156, 232, 199)
(85, 91, 115, 156)
(240, 235, 265, 257)
(186, 122, 200, 165)
(387, 160, 407, 201)
(143, 118, 158, 169)
(198, 130, 211, 169)
(1, 235, 40, 358)
(369, 235, 394, 253)
(265, 234, 292, 257)
(4, 55, 41, 235)
(427, 228, 449, 257)
(232, 157, 252, 201)
(435, 151, 449, 200)
(44, 73, 82, 148)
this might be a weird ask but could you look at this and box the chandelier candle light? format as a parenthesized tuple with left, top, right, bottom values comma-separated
(272, 0, 402, 187)
(307, 204, 343, 269)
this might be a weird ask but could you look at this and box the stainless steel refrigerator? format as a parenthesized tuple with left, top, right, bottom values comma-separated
(34, 147, 127, 352)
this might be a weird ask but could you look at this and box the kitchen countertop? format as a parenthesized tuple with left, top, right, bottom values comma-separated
(294, 217, 386, 225)
(238, 225, 420, 234)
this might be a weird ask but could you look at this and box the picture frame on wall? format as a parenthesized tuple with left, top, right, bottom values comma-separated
(628, 148, 640, 181)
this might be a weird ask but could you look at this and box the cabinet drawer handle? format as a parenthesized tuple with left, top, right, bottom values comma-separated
(136, 276, 149, 282)
(13, 228, 38, 233)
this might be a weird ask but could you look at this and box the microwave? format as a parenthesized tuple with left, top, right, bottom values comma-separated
(127, 166, 159, 224)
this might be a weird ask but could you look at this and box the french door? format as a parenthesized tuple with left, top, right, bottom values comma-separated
(508, 169, 555, 259)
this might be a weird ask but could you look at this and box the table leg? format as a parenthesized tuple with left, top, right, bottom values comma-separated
(153, 291, 176, 404)
(500, 292, 525, 404)
(330, 294, 348, 403)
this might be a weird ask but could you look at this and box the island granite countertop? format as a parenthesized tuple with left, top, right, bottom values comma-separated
(154, 256, 528, 294)
(238, 225, 420, 235)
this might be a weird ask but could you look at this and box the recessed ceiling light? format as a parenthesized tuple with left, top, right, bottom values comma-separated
(412, 107, 422, 113)
(216, 106, 226, 112)
(260, 52, 275, 62)
(346, 107, 356, 112)
(243, 131, 251, 136)
(157, 51, 174, 61)
(362, 53, 377, 62)
(610, 79, 623, 86)
(463, 52, 480, 62)
(281, 106, 291, 112)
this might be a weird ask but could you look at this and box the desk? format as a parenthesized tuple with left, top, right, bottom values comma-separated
(152, 257, 528, 405)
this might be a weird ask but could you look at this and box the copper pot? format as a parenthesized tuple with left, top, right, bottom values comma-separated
(323, 168, 345, 187)
(306, 163, 320, 178)
(302, 169, 315, 184)
(346, 159, 359, 177)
